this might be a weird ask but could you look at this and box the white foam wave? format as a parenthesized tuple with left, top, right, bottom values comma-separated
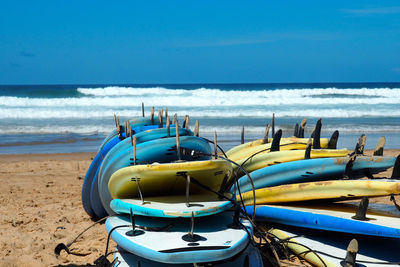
(77, 86, 193, 96)
(1, 92, 400, 109)
(1, 86, 400, 119)
(0, 125, 109, 135)
(2, 124, 400, 136)
(1, 106, 400, 119)
(77, 86, 400, 98)
(4, 85, 400, 109)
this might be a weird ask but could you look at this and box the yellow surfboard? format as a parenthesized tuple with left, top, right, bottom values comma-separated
(226, 137, 329, 158)
(267, 228, 337, 267)
(108, 159, 232, 199)
(239, 179, 400, 206)
(234, 149, 349, 174)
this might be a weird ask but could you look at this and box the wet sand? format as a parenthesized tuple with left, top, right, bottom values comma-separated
(0, 150, 399, 266)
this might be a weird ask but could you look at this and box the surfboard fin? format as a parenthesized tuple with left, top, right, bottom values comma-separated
(391, 155, 400, 179)
(126, 208, 144, 237)
(175, 121, 181, 161)
(130, 136, 137, 165)
(150, 107, 155, 125)
(194, 120, 199, 137)
(352, 197, 369, 221)
(228, 205, 242, 229)
(166, 115, 171, 137)
(341, 239, 358, 267)
(294, 123, 299, 137)
(158, 110, 163, 128)
(272, 113, 275, 138)
(270, 129, 282, 152)
(182, 115, 190, 129)
(304, 139, 312, 159)
(141, 102, 145, 117)
(344, 156, 356, 179)
(214, 131, 218, 159)
(264, 124, 270, 144)
(182, 115, 187, 128)
(373, 136, 386, 156)
(172, 113, 177, 125)
(241, 126, 245, 144)
(185, 175, 191, 207)
(299, 118, 307, 138)
(182, 212, 202, 242)
(312, 118, 322, 149)
(355, 134, 366, 155)
(390, 195, 400, 212)
(345, 134, 367, 177)
(114, 114, 124, 140)
(328, 130, 339, 149)
(124, 120, 131, 138)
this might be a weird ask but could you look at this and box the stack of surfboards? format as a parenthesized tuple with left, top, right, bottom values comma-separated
(81, 109, 263, 266)
(80, 111, 400, 266)
(105, 144, 262, 265)
(228, 118, 400, 266)
(82, 112, 195, 219)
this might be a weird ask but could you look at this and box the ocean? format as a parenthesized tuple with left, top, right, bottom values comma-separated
(1, 82, 400, 154)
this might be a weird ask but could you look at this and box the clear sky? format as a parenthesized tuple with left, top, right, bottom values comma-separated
(1, 1, 400, 84)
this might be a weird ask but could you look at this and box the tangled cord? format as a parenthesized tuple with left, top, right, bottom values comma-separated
(54, 215, 113, 257)
(61, 136, 400, 266)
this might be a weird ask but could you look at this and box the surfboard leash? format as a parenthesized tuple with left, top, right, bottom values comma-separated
(266, 229, 400, 266)
(54, 215, 111, 258)
(390, 194, 400, 212)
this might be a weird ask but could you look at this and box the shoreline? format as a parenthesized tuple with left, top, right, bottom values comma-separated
(0, 152, 96, 163)
(1, 147, 399, 157)
(0, 149, 399, 266)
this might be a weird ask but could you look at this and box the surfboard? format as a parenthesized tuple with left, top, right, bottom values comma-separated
(88, 127, 192, 218)
(82, 133, 125, 217)
(82, 119, 172, 217)
(226, 137, 329, 158)
(132, 126, 187, 144)
(112, 243, 263, 266)
(245, 203, 400, 238)
(228, 140, 308, 163)
(268, 227, 400, 267)
(268, 228, 337, 267)
(235, 156, 396, 193)
(239, 179, 400, 206)
(110, 193, 234, 218)
(129, 116, 153, 127)
(234, 149, 349, 175)
(108, 159, 232, 199)
(98, 136, 212, 216)
(105, 211, 253, 264)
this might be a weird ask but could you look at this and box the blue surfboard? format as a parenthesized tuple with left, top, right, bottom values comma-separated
(98, 136, 212, 216)
(89, 127, 192, 218)
(110, 193, 234, 218)
(112, 243, 263, 266)
(89, 127, 193, 218)
(82, 133, 125, 217)
(105, 211, 253, 264)
(245, 204, 400, 238)
(83, 123, 182, 218)
(235, 156, 396, 193)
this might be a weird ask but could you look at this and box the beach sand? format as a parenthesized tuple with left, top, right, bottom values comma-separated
(0, 149, 399, 267)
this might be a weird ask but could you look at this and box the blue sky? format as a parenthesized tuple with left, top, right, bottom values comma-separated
(1, 1, 400, 84)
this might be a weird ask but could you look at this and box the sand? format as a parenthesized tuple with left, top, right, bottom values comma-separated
(0, 149, 399, 267)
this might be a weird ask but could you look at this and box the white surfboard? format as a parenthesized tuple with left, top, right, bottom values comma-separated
(105, 211, 252, 264)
